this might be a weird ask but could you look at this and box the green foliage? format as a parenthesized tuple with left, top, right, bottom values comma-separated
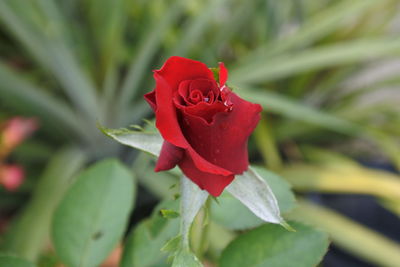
(212, 166, 296, 230)
(0, 254, 35, 267)
(225, 167, 285, 227)
(52, 159, 135, 267)
(120, 200, 180, 267)
(161, 235, 182, 253)
(99, 124, 162, 157)
(238, 89, 362, 136)
(3, 148, 87, 260)
(171, 249, 202, 267)
(231, 38, 400, 84)
(289, 200, 400, 267)
(219, 222, 329, 267)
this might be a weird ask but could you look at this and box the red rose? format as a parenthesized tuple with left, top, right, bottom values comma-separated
(144, 56, 262, 196)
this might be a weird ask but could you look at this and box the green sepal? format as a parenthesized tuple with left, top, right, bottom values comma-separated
(161, 235, 182, 253)
(209, 67, 219, 83)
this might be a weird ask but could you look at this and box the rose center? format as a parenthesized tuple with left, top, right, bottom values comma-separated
(188, 89, 215, 105)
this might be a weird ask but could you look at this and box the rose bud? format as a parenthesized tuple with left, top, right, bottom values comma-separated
(144, 56, 262, 196)
(0, 164, 25, 191)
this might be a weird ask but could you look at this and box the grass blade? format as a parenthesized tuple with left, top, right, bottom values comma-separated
(0, 63, 93, 142)
(238, 89, 362, 135)
(231, 38, 400, 84)
(0, 0, 99, 121)
(118, 0, 187, 110)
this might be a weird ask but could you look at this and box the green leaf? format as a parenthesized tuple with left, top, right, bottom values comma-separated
(172, 249, 202, 267)
(132, 153, 179, 199)
(170, 0, 230, 57)
(212, 166, 296, 230)
(0, 255, 35, 267)
(118, 0, 187, 108)
(239, 0, 379, 63)
(99, 125, 162, 157)
(219, 222, 329, 267)
(120, 200, 180, 267)
(161, 235, 182, 253)
(0, 63, 92, 142)
(289, 200, 400, 267)
(225, 167, 285, 227)
(0, 1, 100, 121)
(238, 89, 362, 136)
(253, 167, 296, 213)
(85, 0, 127, 78)
(281, 163, 400, 200)
(52, 159, 135, 267)
(3, 148, 87, 261)
(231, 38, 400, 84)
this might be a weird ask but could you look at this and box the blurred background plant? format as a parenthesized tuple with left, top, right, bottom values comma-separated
(0, 0, 399, 266)
(0, 117, 37, 191)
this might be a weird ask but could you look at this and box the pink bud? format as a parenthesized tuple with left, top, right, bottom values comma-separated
(0, 165, 25, 191)
(2, 117, 38, 149)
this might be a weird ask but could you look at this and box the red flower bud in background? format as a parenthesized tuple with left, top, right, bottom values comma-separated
(0, 164, 24, 191)
(145, 56, 262, 196)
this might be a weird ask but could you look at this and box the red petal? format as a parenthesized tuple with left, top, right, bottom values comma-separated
(154, 73, 232, 177)
(181, 92, 262, 174)
(154, 56, 215, 91)
(180, 101, 226, 124)
(178, 80, 192, 104)
(219, 62, 228, 86)
(188, 79, 219, 97)
(155, 141, 184, 171)
(154, 73, 188, 148)
(186, 147, 232, 176)
(179, 151, 234, 196)
(144, 90, 157, 111)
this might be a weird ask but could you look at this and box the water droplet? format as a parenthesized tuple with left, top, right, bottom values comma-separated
(215, 149, 220, 154)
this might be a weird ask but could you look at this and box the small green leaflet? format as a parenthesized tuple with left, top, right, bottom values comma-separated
(160, 209, 180, 219)
(226, 167, 290, 229)
(99, 123, 162, 157)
